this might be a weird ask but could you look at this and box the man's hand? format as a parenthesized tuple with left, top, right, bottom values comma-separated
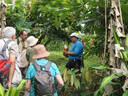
(6, 81, 11, 88)
(25, 79, 31, 91)
(63, 50, 68, 57)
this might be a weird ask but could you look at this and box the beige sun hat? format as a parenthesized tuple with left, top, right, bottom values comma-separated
(32, 44, 50, 59)
(27, 36, 38, 47)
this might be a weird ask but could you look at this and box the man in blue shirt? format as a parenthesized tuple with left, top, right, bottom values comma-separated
(63, 33, 84, 70)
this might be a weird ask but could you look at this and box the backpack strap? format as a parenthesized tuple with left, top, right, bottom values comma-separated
(33, 62, 40, 71)
(2, 40, 12, 52)
(17, 38, 20, 45)
(1, 40, 12, 59)
(33, 61, 52, 71)
(43, 61, 52, 71)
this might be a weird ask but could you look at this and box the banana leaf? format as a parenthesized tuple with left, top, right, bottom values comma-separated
(0, 84, 4, 96)
(6, 87, 15, 96)
(99, 74, 116, 91)
(94, 74, 117, 96)
(17, 79, 27, 91)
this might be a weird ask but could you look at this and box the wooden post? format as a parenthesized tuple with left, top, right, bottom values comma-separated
(0, 0, 7, 38)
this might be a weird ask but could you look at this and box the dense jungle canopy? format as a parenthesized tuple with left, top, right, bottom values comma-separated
(2, 0, 108, 53)
(1, 0, 127, 52)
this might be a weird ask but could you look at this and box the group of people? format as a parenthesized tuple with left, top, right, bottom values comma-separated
(0, 26, 84, 96)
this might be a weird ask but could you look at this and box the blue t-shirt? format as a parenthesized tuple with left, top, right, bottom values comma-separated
(25, 59, 60, 96)
(68, 40, 83, 60)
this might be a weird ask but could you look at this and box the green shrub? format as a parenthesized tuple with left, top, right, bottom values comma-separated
(0, 79, 27, 96)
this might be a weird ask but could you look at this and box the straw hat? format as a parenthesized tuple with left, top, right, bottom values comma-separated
(27, 36, 38, 47)
(32, 44, 50, 59)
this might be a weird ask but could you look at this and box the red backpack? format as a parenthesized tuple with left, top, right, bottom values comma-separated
(0, 40, 12, 86)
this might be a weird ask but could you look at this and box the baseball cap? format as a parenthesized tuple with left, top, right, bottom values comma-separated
(70, 33, 79, 38)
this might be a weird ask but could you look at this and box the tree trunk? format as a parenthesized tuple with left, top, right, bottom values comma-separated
(103, 0, 126, 95)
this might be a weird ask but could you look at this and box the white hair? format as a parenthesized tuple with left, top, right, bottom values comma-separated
(2, 27, 16, 39)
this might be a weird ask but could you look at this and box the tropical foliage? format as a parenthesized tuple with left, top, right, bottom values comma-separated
(0, 79, 27, 96)
(1, 0, 128, 95)
(5, 0, 106, 52)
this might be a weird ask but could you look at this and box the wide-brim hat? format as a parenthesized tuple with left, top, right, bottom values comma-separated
(27, 36, 38, 47)
(32, 44, 50, 59)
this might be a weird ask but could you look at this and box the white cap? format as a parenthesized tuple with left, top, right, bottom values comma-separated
(70, 33, 79, 38)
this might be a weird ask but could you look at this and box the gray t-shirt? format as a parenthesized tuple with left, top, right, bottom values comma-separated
(0, 38, 22, 85)
(0, 38, 19, 58)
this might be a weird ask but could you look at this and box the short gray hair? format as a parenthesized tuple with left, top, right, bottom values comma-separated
(2, 27, 16, 38)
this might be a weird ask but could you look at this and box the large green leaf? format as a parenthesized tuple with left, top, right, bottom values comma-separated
(10, 87, 17, 96)
(5, 79, 26, 96)
(17, 79, 27, 91)
(122, 89, 128, 96)
(6, 87, 14, 96)
(90, 65, 110, 70)
(70, 74, 74, 86)
(63, 69, 68, 82)
(99, 74, 116, 90)
(74, 79, 80, 89)
(94, 89, 100, 96)
(0, 84, 4, 96)
(94, 74, 117, 96)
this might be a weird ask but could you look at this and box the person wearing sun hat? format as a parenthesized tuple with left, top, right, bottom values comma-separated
(18, 36, 38, 78)
(63, 32, 84, 71)
(25, 44, 64, 96)
(26, 36, 38, 65)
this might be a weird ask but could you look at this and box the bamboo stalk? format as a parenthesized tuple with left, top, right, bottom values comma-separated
(103, 0, 108, 64)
